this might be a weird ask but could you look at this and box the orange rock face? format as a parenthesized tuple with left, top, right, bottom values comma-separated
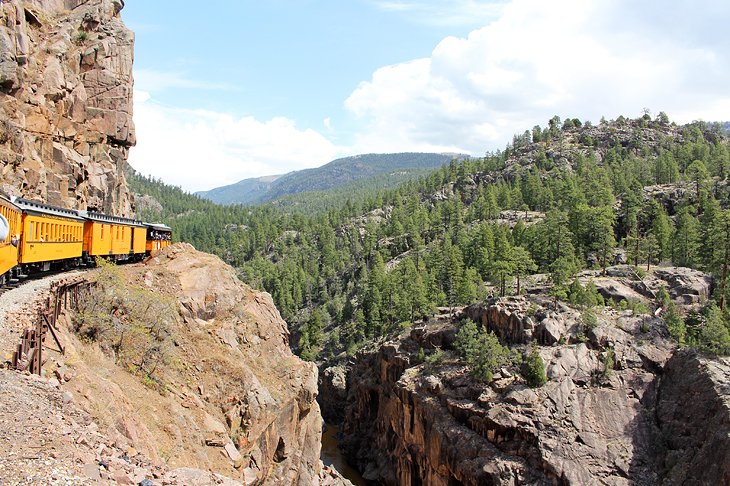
(0, 0, 135, 215)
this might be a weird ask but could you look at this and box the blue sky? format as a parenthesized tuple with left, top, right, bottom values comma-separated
(124, 1, 730, 192)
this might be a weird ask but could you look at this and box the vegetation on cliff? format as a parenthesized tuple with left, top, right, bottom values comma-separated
(128, 114, 730, 360)
(74, 258, 178, 389)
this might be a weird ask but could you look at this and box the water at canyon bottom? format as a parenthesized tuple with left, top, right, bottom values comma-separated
(321, 423, 368, 486)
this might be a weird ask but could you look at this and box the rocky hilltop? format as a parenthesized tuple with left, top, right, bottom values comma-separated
(0, 0, 135, 215)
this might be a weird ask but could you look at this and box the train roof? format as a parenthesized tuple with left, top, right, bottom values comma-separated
(76, 210, 146, 227)
(13, 197, 86, 221)
(145, 222, 172, 232)
(0, 193, 20, 212)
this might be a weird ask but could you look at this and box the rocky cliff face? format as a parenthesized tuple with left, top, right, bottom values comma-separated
(657, 351, 730, 485)
(335, 272, 730, 485)
(0, 0, 135, 215)
(32, 244, 337, 484)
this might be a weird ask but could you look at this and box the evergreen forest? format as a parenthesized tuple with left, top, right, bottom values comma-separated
(127, 113, 730, 360)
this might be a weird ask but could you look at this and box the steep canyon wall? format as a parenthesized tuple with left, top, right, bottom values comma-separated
(0, 0, 134, 214)
(335, 304, 730, 485)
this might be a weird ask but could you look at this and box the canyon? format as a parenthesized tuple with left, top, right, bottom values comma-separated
(321, 266, 730, 485)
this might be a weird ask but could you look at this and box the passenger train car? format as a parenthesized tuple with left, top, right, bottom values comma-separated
(15, 198, 86, 272)
(145, 223, 172, 253)
(0, 193, 173, 285)
(0, 196, 22, 282)
(77, 210, 148, 261)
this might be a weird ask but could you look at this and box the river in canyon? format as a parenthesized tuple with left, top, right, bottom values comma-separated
(321, 423, 368, 486)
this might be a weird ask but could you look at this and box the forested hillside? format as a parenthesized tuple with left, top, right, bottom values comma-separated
(128, 114, 730, 361)
(195, 152, 463, 205)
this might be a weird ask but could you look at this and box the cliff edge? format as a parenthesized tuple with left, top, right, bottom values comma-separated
(0, 244, 346, 484)
(0, 0, 135, 215)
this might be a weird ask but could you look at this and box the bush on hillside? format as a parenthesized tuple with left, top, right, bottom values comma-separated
(455, 319, 515, 382)
(74, 259, 178, 388)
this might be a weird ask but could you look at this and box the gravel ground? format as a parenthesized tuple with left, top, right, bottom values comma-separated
(0, 371, 91, 485)
(0, 271, 88, 361)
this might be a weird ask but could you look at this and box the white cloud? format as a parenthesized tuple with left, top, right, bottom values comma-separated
(348, 0, 730, 155)
(128, 91, 343, 192)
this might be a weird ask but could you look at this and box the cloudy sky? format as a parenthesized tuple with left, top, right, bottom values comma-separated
(123, 0, 730, 192)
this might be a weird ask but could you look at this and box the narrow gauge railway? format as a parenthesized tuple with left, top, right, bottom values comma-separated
(0, 194, 172, 286)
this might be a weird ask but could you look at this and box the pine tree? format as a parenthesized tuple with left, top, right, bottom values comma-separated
(511, 246, 537, 295)
(673, 208, 700, 267)
(523, 343, 547, 387)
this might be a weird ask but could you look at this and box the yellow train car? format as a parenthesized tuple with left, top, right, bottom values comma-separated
(79, 211, 147, 261)
(0, 195, 22, 282)
(132, 224, 147, 256)
(145, 223, 172, 254)
(15, 198, 85, 271)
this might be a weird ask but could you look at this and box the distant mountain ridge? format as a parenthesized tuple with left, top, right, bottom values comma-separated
(196, 152, 466, 205)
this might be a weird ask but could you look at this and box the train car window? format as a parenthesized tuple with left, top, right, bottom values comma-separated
(29, 221, 34, 240)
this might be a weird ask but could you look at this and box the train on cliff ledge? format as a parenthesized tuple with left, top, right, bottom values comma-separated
(0, 193, 172, 284)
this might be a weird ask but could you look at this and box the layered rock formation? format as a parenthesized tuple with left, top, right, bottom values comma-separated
(336, 283, 730, 485)
(55, 244, 326, 484)
(0, 0, 135, 215)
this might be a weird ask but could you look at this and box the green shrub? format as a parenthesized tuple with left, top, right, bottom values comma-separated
(522, 343, 547, 387)
(582, 308, 598, 330)
(696, 304, 730, 356)
(75, 259, 178, 387)
(602, 348, 615, 378)
(74, 30, 88, 44)
(455, 319, 513, 382)
(424, 347, 445, 371)
(656, 286, 671, 309)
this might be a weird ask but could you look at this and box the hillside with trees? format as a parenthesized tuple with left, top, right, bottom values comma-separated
(195, 152, 465, 205)
(127, 113, 730, 361)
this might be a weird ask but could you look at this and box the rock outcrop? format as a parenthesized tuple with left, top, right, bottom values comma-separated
(656, 351, 730, 485)
(0, 0, 135, 215)
(338, 295, 730, 485)
(464, 296, 582, 345)
(33, 244, 330, 484)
